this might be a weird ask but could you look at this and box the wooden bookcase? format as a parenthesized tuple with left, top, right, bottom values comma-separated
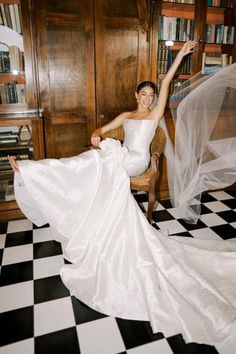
(149, 0, 236, 198)
(0, 0, 44, 221)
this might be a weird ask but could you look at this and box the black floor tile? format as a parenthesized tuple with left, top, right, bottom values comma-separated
(0, 306, 33, 346)
(226, 189, 236, 198)
(0, 248, 3, 265)
(196, 204, 213, 215)
(0, 221, 8, 234)
(5, 230, 33, 248)
(152, 210, 175, 222)
(170, 231, 193, 238)
(217, 210, 236, 223)
(222, 198, 236, 210)
(33, 223, 50, 229)
(116, 318, 164, 350)
(0, 261, 33, 286)
(33, 240, 62, 259)
(211, 224, 236, 240)
(133, 193, 148, 203)
(160, 199, 173, 209)
(167, 334, 219, 354)
(72, 296, 107, 325)
(178, 218, 206, 231)
(200, 194, 217, 203)
(152, 223, 160, 230)
(35, 327, 80, 354)
(34, 275, 70, 304)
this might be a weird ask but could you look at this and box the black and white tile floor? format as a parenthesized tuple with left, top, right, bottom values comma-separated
(0, 189, 235, 354)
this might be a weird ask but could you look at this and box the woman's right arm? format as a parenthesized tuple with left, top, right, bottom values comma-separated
(91, 112, 128, 147)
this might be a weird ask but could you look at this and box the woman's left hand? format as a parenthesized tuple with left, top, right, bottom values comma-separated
(179, 40, 198, 57)
(8, 156, 20, 172)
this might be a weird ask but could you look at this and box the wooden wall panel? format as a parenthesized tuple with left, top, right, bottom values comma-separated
(33, 0, 96, 158)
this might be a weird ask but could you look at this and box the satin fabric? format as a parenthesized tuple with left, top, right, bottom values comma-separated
(14, 119, 236, 346)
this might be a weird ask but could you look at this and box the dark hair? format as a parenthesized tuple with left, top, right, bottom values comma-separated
(135, 81, 157, 94)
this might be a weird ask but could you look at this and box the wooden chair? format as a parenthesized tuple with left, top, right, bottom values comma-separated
(102, 125, 166, 222)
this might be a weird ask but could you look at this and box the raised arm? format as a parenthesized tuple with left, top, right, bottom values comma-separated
(151, 40, 197, 121)
(91, 112, 128, 147)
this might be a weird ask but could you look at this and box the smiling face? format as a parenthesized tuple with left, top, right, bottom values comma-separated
(135, 86, 155, 112)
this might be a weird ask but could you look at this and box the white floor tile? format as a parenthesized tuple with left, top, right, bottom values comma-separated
(154, 202, 165, 211)
(0, 281, 33, 313)
(231, 222, 236, 228)
(2, 244, 33, 265)
(0, 234, 6, 249)
(190, 197, 201, 205)
(76, 317, 125, 354)
(0, 338, 34, 354)
(156, 220, 186, 235)
(208, 191, 233, 200)
(127, 339, 173, 354)
(204, 201, 230, 213)
(167, 207, 183, 219)
(34, 297, 75, 336)
(7, 219, 33, 233)
(190, 228, 222, 240)
(200, 213, 226, 227)
(33, 227, 54, 243)
(34, 255, 64, 279)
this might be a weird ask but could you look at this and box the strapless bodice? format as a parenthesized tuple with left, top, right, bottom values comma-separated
(123, 119, 158, 154)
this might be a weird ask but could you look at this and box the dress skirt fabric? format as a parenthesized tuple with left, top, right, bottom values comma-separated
(14, 119, 236, 346)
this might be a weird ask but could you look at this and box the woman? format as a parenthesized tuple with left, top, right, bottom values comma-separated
(8, 41, 236, 346)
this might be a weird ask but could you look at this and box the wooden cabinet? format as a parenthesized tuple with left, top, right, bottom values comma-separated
(32, 0, 151, 158)
(0, 0, 44, 221)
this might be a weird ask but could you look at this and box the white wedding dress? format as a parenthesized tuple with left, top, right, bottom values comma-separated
(14, 118, 236, 346)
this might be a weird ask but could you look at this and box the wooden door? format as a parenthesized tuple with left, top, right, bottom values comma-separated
(95, 0, 151, 126)
(33, 0, 96, 158)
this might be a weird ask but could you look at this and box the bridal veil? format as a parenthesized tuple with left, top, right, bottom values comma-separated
(161, 63, 236, 223)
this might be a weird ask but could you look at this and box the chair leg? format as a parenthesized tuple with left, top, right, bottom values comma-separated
(147, 189, 156, 223)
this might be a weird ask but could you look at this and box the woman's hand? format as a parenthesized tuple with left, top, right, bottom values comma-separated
(179, 40, 198, 57)
(91, 130, 101, 147)
(8, 156, 20, 172)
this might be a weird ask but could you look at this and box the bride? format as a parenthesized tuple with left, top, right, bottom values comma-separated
(8, 41, 236, 346)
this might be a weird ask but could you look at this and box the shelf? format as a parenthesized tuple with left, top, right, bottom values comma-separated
(162, 2, 195, 19)
(204, 43, 233, 53)
(0, 0, 20, 4)
(0, 72, 25, 84)
(159, 73, 191, 80)
(206, 6, 234, 25)
(0, 142, 32, 151)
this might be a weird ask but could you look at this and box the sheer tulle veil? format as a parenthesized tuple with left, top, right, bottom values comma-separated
(158, 63, 236, 223)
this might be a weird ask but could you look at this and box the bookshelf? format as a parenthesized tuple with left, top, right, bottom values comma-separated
(0, 0, 27, 108)
(0, 0, 44, 221)
(156, 0, 235, 96)
(151, 0, 236, 198)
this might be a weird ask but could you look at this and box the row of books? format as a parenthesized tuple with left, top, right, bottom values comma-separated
(0, 3, 22, 33)
(0, 181, 14, 202)
(164, 0, 234, 7)
(0, 47, 24, 73)
(163, 1, 195, 3)
(0, 82, 26, 104)
(158, 16, 235, 44)
(205, 24, 234, 44)
(0, 126, 32, 144)
(157, 78, 188, 96)
(202, 52, 232, 73)
(158, 44, 192, 74)
(158, 16, 194, 41)
(206, 0, 233, 7)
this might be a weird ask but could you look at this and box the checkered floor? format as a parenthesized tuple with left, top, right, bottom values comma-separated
(0, 189, 235, 354)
